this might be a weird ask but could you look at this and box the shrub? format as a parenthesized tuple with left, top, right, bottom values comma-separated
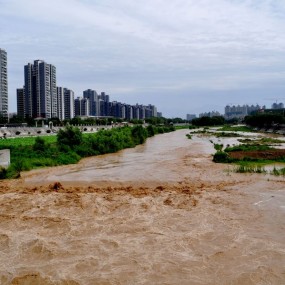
(33, 137, 46, 152)
(186, 134, 192, 139)
(0, 167, 7, 179)
(146, 125, 156, 137)
(131, 125, 148, 145)
(57, 126, 83, 150)
(213, 151, 229, 163)
(9, 159, 31, 178)
(214, 143, 223, 151)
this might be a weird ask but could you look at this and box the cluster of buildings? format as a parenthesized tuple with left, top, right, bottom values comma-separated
(0, 48, 160, 121)
(187, 103, 284, 121)
(224, 104, 266, 120)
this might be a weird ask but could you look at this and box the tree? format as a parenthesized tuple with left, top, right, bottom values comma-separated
(57, 126, 83, 150)
(33, 136, 46, 152)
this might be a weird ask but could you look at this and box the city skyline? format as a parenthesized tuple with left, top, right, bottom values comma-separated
(2, 0, 285, 118)
(16, 58, 159, 121)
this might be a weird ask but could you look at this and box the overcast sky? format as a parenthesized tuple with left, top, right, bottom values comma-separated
(1, 0, 285, 118)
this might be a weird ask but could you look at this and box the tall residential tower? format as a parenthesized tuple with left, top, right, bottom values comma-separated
(0, 49, 8, 119)
(23, 60, 57, 119)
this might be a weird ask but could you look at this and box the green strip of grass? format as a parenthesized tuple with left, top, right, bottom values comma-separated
(217, 125, 253, 132)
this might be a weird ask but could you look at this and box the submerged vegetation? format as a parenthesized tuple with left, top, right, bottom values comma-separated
(234, 164, 266, 174)
(217, 125, 253, 132)
(186, 133, 192, 139)
(0, 125, 175, 179)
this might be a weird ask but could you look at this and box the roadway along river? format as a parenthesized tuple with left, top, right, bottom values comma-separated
(0, 129, 284, 284)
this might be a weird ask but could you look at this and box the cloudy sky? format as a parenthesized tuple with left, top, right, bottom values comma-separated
(1, 0, 285, 118)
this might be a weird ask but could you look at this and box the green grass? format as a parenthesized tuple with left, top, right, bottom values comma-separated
(217, 125, 253, 132)
(215, 132, 241, 137)
(0, 136, 57, 148)
(238, 137, 285, 145)
(270, 167, 285, 176)
(175, 125, 190, 130)
(234, 164, 266, 173)
(224, 144, 272, 152)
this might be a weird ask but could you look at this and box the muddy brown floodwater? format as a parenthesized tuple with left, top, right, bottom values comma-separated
(0, 129, 284, 285)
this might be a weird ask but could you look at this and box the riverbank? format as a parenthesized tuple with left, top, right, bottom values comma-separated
(0, 130, 284, 284)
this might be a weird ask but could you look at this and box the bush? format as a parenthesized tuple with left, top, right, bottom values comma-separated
(146, 125, 156, 137)
(0, 167, 7, 179)
(131, 125, 148, 145)
(213, 151, 229, 163)
(9, 159, 31, 178)
(57, 126, 83, 150)
(33, 137, 46, 152)
(214, 143, 223, 151)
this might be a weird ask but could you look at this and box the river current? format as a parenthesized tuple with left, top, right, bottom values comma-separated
(0, 129, 284, 284)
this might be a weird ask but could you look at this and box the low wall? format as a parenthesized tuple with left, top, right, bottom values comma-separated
(0, 149, 10, 168)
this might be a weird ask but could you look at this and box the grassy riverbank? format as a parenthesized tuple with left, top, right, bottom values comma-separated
(0, 125, 175, 179)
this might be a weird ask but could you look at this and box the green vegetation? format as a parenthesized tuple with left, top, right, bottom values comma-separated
(238, 137, 284, 145)
(192, 116, 225, 127)
(0, 136, 56, 148)
(234, 164, 266, 174)
(224, 144, 272, 152)
(270, 166, 285, 176)
(214, 143, 223, 151)
(0, 125, 175, 179)
(213, 151, 230, 163)
(186, 134, 192, 139)
(215, 132, 241, 138)
(217, 125, 253, 132)
(244, 113, 285, 128)
(175, 125, 190, 130)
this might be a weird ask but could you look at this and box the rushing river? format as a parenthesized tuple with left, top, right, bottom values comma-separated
(24, 129, 215, 184)
(0, 129, 284, 285)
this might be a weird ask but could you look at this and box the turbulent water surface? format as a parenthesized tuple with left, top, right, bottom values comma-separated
(0, 129, 284, 285)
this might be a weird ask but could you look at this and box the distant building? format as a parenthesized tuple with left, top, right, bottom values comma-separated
(17, 88, 25, 118)
(83, 89, 98, 116)
(199, 111, 221, 118)
(0, 49, 8, 119)
(22, 60, 57, 118)
(75, 97, 90, 117)
(63, 88, 74, 120)
(186, 114, 196, 121)
(57, 87, 65, 121)
(224, 104, 264, 119)
(272, 102, 284, 109)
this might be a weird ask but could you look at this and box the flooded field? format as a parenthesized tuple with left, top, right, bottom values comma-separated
(0, 129, 284, 284)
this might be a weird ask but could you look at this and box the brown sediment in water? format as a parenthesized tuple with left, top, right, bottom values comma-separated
(0, 130, 284, 285)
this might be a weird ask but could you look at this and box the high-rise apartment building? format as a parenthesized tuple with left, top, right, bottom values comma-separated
(75, 97, 90, 117)
(23, 60, 57, 118)
(55, 87, 75, 120)
(63, 88, 74, 120)
(0, 49, 8, 118)
(17, 88, 25, 118)
(83, 89, 98, 116)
